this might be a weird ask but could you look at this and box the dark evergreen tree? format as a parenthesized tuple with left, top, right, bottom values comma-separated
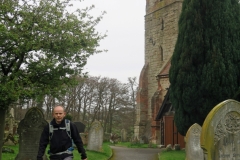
(169, 0, 240, 135)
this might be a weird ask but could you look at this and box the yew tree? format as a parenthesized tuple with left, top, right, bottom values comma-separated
(169, 0, 240, 135)
(0, 0, 105, 158)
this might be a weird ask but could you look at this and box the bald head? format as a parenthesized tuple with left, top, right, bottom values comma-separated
(52, 105, 66, 124)
(52, 105, 65, 113)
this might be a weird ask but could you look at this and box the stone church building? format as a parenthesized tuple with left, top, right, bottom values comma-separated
(134, 0, 185, 146)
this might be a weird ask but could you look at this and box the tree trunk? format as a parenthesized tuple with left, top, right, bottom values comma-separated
(108, 110, 113, 133)
(0, 108, 7, 160)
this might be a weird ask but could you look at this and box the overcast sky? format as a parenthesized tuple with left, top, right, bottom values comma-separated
(72, 0, 146, 83)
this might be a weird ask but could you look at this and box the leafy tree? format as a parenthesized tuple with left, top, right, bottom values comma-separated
(169, 0, 240, 135)
(0, 0, 105, 158)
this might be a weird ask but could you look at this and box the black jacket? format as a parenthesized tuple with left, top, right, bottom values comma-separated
(37, 118, 87, 160)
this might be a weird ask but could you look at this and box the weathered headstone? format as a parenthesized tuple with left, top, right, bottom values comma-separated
(87, 121, 103, 151)
(103, 132, 111, 142)
(9, 108, 14, 134)
(15, 107, 48, 160)
(121, 129, 127, 142)
(201, 99, 240, 160)
(4, 108, 15, 145)
(185, 123, 204, 160)
(74, 121, 86, 133)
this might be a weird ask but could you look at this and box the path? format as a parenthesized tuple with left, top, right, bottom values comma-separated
(109, 146, 161, 160)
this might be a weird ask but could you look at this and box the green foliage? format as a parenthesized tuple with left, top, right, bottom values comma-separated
(0, 1, 106, 159)
(169, 0, 240, 135)
(0, 0, 106, 108)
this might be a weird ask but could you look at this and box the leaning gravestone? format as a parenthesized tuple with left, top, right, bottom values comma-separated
(15, 107, 48, 160)
(87, 121, 103, 151)
(185, 123, 204, 160)
(201, 99, 240, 160)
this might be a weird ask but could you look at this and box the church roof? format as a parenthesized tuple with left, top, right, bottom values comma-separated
(157, 60, 171, 78)
(155, 87, 174, 120)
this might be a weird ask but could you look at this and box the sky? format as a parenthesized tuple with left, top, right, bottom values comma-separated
(72, 0, 146, 83)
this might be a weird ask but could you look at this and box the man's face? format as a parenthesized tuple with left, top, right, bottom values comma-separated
(53, 106, 66, 124)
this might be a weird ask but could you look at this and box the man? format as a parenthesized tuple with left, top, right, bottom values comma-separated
(37, 105, 87, 160)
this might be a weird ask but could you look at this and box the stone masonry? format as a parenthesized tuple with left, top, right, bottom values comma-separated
(134, 0, 183, 144)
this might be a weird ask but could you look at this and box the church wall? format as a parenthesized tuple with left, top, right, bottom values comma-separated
(134, 0, 183, 144)
(145, 0, 182, 120)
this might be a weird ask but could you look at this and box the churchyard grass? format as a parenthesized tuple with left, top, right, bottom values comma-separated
(2, 145, 18, 160)
(2, 142, 112, 160)
(159, 150, 185, 160)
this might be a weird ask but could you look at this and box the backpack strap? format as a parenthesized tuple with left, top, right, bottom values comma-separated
(49, 121, 54, 140)
(49, 119, 72, 140)
(65, 119, 71, 139)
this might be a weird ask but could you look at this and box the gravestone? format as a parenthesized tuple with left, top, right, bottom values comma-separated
(87, 121, 103, 151)
(185, 123, 204, 160)
(201, 99, 240, 160)
(121, 129, 127, 142)
(4, 108, 16, 145)
(9, 108, 14, 134)
(15, 107, 48, 160)
(74, 121, 86, 133)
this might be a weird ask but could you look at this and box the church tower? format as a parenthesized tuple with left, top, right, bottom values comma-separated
(134, 0, 183, 144)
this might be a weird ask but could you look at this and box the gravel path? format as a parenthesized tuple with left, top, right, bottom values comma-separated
(109, 146, 161, 160)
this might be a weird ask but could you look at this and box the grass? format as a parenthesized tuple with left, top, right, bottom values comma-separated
(3, 141, 186, 160)
(159, 150, 185, 160)
(2, 142, 112, 160)
(2, 145, 18, 160)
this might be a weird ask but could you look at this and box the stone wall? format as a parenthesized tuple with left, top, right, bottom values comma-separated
(145, 0, 182, 120)
(134, 0, 183, 143)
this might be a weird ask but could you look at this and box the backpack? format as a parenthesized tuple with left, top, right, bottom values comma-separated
(48, 119, 74, 155)
(49, 119, 71, 140)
